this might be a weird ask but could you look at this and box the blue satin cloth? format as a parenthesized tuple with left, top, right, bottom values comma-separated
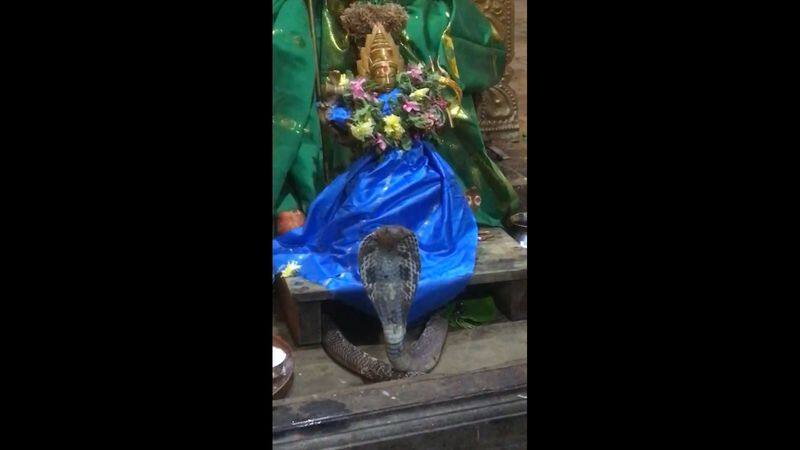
(273, 140, 477, 325)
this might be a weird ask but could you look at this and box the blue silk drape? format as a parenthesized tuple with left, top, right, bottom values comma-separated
(273, 140, 477, 325)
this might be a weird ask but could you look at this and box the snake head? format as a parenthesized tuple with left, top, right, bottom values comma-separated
(358, 226, 420, 349)
(372, 226, 411, 250)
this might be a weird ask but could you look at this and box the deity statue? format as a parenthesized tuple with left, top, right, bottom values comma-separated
(273, 0, 519, 231)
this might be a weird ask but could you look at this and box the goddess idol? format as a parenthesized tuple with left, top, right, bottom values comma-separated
(273, 0, 519, 229)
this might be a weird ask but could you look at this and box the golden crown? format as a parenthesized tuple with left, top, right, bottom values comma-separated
(356, 23, 405, 91)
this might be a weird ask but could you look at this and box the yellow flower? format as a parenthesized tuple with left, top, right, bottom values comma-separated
(281, 261, 301, 278)
(349, 118, 375, 141)
(382, 114, 404, 139)
(383, 114, 401, 128)
(409, 88, 430, 101)
(338, 73, 349, 87)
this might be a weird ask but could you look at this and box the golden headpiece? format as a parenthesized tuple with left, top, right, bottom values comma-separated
(356, 23, 405, 91)
(338, 2, 407, 91)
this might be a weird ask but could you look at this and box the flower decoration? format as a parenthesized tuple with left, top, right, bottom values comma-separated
(349, 77, 369, 100)
(280, 261, 301, 278)
(320, 62, 459, 155)
(374, 132, 387, 152)
(382, 114, 404, 140)
(377, 88, 402, 116)
(409, 88, 430, 101)
(402, 100, 420, 113)
(406, 63, 424, 83)
(327, 105, 350, 127)
(349, 118, 375, 141)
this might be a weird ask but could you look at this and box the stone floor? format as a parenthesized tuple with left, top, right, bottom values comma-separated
(276, 318, 527, 399)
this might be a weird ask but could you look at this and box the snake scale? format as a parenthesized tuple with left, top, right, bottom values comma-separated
(322, 226, 449, 382)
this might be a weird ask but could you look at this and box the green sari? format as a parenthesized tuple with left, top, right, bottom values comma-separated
(273, 0, 519, 226)
(272, 0, 324, 216)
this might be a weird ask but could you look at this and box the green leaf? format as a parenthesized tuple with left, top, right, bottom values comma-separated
(444, 297, 495, 329)
(459, 297, 495, 323)
(352, 103, 374, 122)
(400, 135, 412, 150)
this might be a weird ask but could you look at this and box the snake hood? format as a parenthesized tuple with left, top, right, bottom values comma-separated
(358, 226, 418, 345)
(322, 225, 448, 380)
(358, 226, 444, 372)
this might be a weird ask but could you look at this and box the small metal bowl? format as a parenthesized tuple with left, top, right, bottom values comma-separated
(272, 335, 294, 399)
(507, 212, 527, 248)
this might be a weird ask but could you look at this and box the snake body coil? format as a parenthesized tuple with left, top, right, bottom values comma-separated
(322, 226, 449, 382)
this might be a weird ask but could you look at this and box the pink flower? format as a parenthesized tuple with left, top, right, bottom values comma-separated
(402, 101, 421, 113)
(406, 64, 424, 83)
(350, 78, 368, 100)
(417, 112, 442, 130)
(412, 112, 436, 130)
(434, 98, 449, 110)
(373, 132, 387, 152)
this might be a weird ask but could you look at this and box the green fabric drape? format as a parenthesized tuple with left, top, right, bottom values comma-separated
(272, 0, 519, 226)
(272, 0, 324, 217)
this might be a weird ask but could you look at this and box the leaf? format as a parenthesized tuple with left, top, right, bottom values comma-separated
(444, 297, 495, 329)
(396, 73, 414, 92)
(400, 135, 412, 150)
(459, 297, 495, 323)
(352, 103, 374, 122)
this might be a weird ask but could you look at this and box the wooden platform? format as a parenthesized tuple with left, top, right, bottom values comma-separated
(276, 227, 527, 346)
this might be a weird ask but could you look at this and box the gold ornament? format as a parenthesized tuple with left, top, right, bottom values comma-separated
(323, 70, 347, 98)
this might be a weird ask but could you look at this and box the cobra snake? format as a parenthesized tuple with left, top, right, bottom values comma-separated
(322, 226, 449, 382)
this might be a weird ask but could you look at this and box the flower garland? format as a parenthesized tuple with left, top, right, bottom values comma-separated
(320, 62, 457, 155)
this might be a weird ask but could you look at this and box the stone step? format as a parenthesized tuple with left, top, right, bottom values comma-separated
(279, 319, 528, 399)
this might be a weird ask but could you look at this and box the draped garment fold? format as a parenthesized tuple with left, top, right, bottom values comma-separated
(273, 140, 476, 325)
